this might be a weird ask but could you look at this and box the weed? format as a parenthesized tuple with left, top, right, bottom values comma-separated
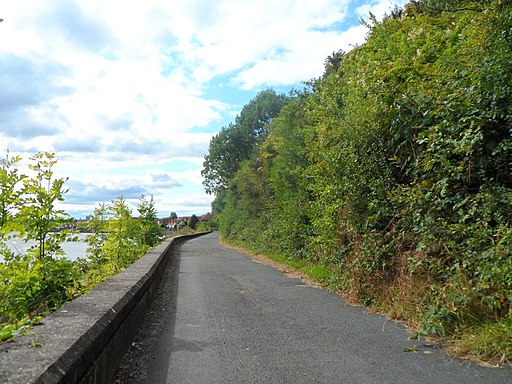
(450, 317, 512, 364)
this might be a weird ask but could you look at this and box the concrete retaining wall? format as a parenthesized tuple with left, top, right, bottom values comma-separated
(0, 233, 207, 384)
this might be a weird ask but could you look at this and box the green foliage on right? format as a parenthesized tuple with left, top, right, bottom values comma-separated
(205, 0, 512, 363)
(202, 89, 291, 195)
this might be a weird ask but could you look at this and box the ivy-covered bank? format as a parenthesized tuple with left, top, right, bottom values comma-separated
(0, 152, 163, 342)
(203, 1, 512, 363)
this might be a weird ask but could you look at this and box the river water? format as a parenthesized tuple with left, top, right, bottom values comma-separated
(1, 233, 89, 262)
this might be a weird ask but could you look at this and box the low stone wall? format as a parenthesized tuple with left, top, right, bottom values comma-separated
(0, 233, 207, 384)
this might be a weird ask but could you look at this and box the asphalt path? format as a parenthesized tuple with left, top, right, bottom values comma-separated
(114, 232, 511, 384)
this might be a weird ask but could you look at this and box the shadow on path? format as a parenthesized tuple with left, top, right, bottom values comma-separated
(112, 241, 183, 384)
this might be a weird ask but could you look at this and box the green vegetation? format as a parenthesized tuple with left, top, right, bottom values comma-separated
(78, 195, 163, 289)
(204, 0, 512, 364)
(0, 152, 75, 341)
(188, 214, 199, 230)
(0, 153, 163, 342)
(202, 89, 291, 195)
(168, 216, 214, 236)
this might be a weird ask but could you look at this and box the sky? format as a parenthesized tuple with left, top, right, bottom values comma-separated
(0, 0, 406, 219)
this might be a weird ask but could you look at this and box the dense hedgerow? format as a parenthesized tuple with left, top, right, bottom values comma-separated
(205, 0, 512, 362)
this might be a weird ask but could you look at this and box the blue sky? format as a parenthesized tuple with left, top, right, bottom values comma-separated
(0, 0, 405, 218)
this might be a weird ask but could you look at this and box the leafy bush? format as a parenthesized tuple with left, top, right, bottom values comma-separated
(81, 195, 163, 287)
(205, 0, 512, 362)
(0, 153, 163, 341)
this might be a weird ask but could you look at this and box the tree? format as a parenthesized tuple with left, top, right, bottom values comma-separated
(17, 152, 71, 260)
(84, 203, 109, 266)
(137, 195, 162, 247)
(189, 214, 199, 230)
(202, 89, 290, 195)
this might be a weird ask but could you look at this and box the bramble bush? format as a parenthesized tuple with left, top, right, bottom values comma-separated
(206, 0, 512, 363)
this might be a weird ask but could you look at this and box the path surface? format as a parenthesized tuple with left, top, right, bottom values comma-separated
(114, 233, 511, 383)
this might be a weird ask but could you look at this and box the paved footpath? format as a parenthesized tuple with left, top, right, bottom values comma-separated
(114, 232, 511, 384)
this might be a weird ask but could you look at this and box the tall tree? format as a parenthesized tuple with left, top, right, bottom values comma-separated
(188, 214, 199, 230)
(137, 195, 162, 247)
(202, 89, 290, 195)
(17, 152, 71, 260)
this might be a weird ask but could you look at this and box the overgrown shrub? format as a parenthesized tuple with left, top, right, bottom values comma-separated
(0, 153, 163, 341)
(206, 0, 512, 362)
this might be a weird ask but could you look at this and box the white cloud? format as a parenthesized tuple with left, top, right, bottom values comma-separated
(156, 192, 214, 216)
(234, 25, 368, 89)
(177, 0, 352, 85)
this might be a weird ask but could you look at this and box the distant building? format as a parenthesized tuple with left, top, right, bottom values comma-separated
(157, 213, 210, 232)
(199, 213, 211, 222)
